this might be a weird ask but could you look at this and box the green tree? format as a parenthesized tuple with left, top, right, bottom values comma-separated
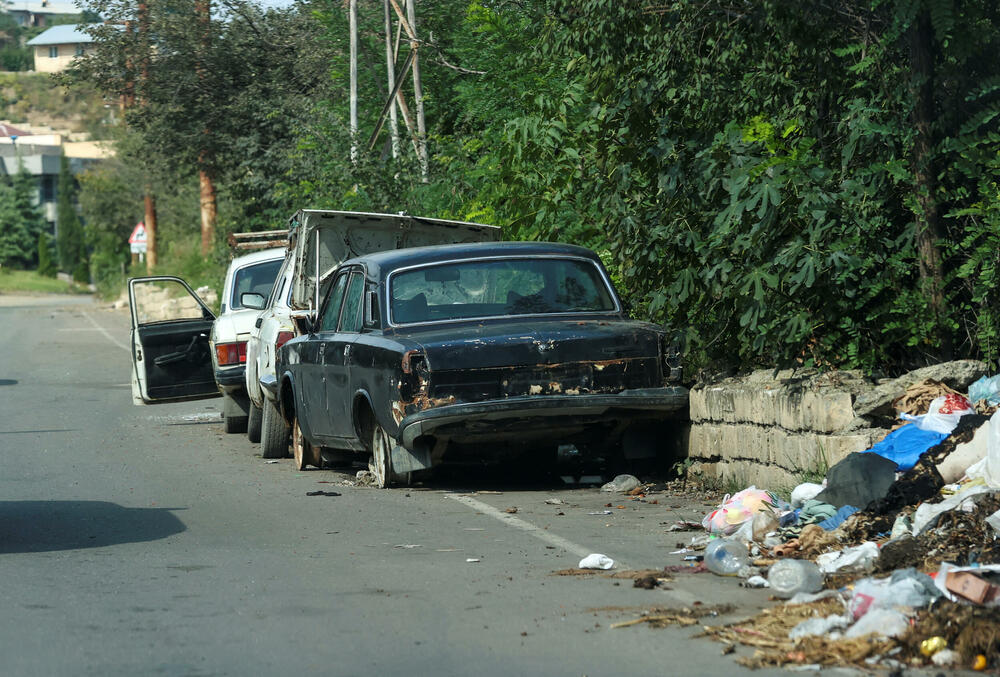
(0, 164, 46, 268)
(37, 230, 56, 277)
(56, 152, 87, 273)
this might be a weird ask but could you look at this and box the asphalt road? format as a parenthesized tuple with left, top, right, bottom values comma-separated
(0, 294, 802, 677)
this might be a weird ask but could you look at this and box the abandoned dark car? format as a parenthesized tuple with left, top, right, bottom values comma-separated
(273, 241, 688, 486)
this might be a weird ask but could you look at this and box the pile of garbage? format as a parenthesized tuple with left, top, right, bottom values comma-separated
(688, 375, 1000, 670)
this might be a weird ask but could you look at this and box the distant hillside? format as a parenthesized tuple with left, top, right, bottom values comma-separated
(1, 72, 113, 139)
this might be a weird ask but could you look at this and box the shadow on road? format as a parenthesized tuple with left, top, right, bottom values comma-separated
(0, 501, 186, 554)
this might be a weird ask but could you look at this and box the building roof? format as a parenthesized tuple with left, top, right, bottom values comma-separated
(4, 0, 81, 15)
(26, 23, 95, 46)
(0, 122, 32, 137)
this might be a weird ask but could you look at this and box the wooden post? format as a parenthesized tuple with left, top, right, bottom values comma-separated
(349, 0, 358, 164)
(383, 0, 399, 159)
(195, 0, 216, 255)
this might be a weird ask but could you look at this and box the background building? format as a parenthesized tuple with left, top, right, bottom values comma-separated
(24, 23, 94, 73)
(1, 122, 111, 234)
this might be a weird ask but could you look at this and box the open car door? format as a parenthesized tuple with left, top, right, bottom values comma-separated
(129, 276, 219, 404)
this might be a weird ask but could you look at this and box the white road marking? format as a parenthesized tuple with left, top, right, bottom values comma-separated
(446, 492, 700, 605)
(81, 311, 130, 352)
(446, 493, 627, 566)
(144, 413, 221, 423)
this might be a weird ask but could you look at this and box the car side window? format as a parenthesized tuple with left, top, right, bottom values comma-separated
(319, 273, 350, 332)
(338, 272, 364, 333)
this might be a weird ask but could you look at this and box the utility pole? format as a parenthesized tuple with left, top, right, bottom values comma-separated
(405, 0, 428, 181)
(349, 0, 358, 163)
(382, 0, 399, 158)
(365, 0, 428, 179)
(137, 0, 157, 271)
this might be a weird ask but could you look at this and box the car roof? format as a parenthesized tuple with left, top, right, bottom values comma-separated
(346, 241, 603, 277)
(229, 247, 286, 269)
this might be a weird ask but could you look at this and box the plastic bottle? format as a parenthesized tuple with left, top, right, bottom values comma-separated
(767, 558, 824, 598)
(703, 538, 751, 576)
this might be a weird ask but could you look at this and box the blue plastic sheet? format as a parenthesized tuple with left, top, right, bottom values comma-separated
(862, 424, 948, 471)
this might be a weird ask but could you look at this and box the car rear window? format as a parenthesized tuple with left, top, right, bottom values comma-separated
(230, 259, 283, 310)
(389, 257, 616, 324)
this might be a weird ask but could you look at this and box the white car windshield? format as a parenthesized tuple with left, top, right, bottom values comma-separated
(390, 257, 616, 324)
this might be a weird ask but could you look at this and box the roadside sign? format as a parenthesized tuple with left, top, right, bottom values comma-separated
(129, 222, 147, 254)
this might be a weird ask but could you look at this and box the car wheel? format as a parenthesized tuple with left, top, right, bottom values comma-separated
(260, 400, 290, 459)
(247, 403, 263, 443)
(292, 416, 319, 470)
(369, 423, 397, 489)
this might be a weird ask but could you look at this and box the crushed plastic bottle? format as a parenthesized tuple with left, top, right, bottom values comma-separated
(703, 538, 750, 576)
(767, 558, 824, 598)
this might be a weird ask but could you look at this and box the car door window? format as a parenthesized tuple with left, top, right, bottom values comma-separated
(338, 272, 364, 333)
(231, 259, 283, 310)
(131, 278, 212, 324)
(319, 273, 350, 332)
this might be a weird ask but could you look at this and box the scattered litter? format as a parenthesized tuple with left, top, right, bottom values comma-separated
(305, 490, 341, 497)
(743, 575, 769, 588)
(844, 608, 910, 639)
(932, 649, 959, 666)
(435, 548, 460, 552)
(665, 520, 702, 532)
(788, 614, 850, 639)
(920, 636, 948, 657)
(393, 544, 421, 549)
(768, 559, 823, 598)
(265, 460, 279, 464)
(544, 498, 565, 505)
(466, 558, 480, 563)
(504, 507, 518, 514)
(816, 542, 879, 574)
(579, 553, 614, 570)
(790, 482, 825, 509)
(601, 474, 641, 493)
(703, 538, 750, 576)
(588, 510, 613, 515)
(702, 487, 790, 536)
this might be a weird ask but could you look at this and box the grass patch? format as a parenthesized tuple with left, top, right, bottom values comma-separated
(0, 269, 90, 294)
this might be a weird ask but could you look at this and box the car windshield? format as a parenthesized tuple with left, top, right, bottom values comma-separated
(389, 257, 617, 324)
(230, 259, 283, 310)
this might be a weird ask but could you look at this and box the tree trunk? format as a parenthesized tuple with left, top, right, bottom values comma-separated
(144, 191, 158, 272)
(199, 165, 216, 255)
(909, 9, 949, 357)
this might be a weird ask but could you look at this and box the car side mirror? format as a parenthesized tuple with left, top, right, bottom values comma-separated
(241, 292, 266, 310)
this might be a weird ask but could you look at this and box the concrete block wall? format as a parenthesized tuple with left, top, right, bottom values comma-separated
(684, 361, 987, 491)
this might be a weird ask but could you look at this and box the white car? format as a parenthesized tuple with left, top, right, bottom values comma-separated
(210, 248, 286, 433)
(241, 255, 295, 457)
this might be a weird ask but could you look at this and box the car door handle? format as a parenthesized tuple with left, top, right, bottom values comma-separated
(255, 318, 263, 328)
(344, 345, 351, 359)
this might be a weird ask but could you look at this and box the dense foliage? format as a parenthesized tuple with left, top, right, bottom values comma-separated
(0, 163, 47, 268)
(64, 0, 1000, 374)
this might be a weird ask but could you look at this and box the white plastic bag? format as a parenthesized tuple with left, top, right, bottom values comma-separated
(845, 608, 910, 639)
(578, 553, 613, 570)
(965, 410, 1000, 488)
(816, 542, 879, 574)
(900, 394, 974, 435)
